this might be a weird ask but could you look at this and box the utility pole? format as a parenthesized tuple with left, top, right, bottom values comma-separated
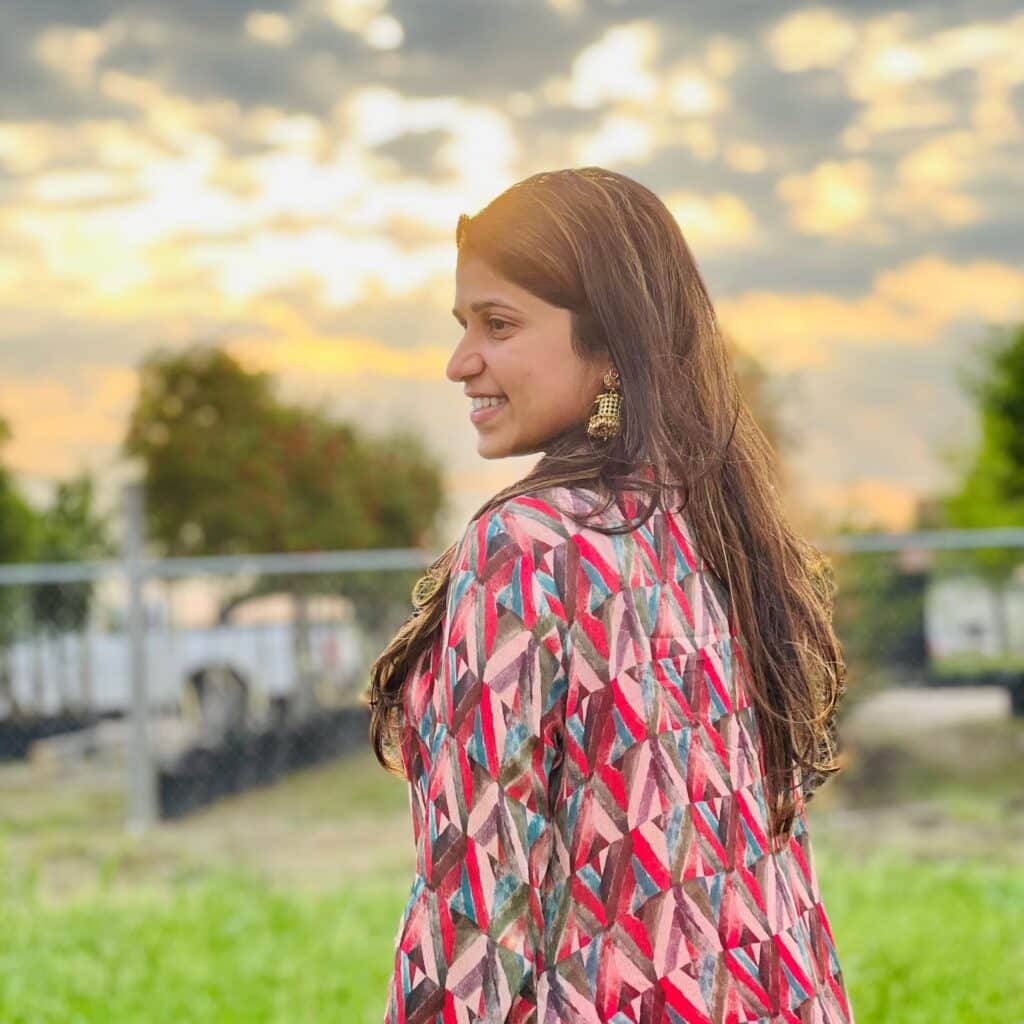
(122, 476, 158, 834)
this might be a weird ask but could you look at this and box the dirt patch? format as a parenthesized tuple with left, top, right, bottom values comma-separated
(4, 707, 1023, 906)
(1, 746, 414, 906)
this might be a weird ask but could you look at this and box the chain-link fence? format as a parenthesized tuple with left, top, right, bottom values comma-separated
(2, 483, 1022, 835)
(0, 480, 433, 829)
(825, 526, 1024, 715)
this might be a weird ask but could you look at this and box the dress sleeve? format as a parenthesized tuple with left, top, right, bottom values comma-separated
(385, 503, 572, 1024)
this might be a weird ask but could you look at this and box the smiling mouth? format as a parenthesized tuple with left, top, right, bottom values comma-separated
(470, 397, 508, 423)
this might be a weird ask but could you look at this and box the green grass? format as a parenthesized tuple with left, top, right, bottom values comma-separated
(2, 846, 1022, 1023)
(931, 652, 1024, 675)
(3, 717, 1023, 1023)
(0, 862, 410, 1024)
(815, 848, 1024, 1023)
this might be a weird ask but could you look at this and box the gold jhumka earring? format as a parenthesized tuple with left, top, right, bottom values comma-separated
(586, 366, 622, 440)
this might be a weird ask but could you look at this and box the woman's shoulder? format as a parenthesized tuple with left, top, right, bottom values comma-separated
(455, 487, 582, 576)
(458, 479, 692, 574)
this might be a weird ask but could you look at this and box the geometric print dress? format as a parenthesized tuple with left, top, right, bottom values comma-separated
(383, 474, 855, 1023)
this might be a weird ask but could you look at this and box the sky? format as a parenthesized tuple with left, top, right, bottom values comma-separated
(1, 0, 1022, 541)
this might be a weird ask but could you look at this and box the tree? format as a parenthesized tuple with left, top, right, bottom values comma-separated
(829, 513, 928, 689)
(0, 415, 44, 715)
(26, 472, 116, 714)
(937, 322, 1024, 657)
(122, 342, 447, 558)
(121, 342, 449, 714)
(31, 472, 115, 631)
(122, 343, 283, 557)
(0, 416, 40, 569)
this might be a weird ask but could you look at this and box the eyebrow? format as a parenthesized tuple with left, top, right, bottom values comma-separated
(451, 299, 520, 320)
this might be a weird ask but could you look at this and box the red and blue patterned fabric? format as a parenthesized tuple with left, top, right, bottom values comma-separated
(383, 479, 854, 1024)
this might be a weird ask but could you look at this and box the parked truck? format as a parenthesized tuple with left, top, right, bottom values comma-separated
(0, 607, 366, 740)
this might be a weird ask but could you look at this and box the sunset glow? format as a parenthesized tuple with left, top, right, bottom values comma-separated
(2, 0, 1022, 531)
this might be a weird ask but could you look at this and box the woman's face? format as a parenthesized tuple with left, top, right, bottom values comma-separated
(447, 255, 610, 459)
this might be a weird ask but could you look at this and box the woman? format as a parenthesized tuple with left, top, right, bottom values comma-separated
(368, 167, 855, 1024)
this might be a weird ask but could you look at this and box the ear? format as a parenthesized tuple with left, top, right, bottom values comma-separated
(588, 364, 609, 397)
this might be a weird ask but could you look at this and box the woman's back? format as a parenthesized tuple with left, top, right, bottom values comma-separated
(384, 483, 854, 1024)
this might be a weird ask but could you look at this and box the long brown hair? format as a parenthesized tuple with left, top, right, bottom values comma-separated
(365, 167, 847, 842)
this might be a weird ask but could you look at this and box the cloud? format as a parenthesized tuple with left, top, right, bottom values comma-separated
(229, 332, 447, 382)
(0, 74, 523, 312)
(339, 85, 521, 189)
(803, 476, 923, 530)
(244, 11, 297, 47)
(357, 0, 596, 103)
(0, 366, 137, 480)
(793, 8, 1024, 149)
(718, 255, 1024, 369)
(544, 23, 742, 170)
(2, 0, 1022, 536)
(722, 142, 767, 174)
(665, 67, 727, 118)
(572, 113, 655, 166)
(766, 7, 858, 72)
(872, 255, 1024, 326)
(890, 131, 982, 227)
(664, 190, 758, 250)
(545, 20, 661, 108)
(761, 4, 1023, 246)
(33, 21, 125, 90)
(777, 159, 877, 237)
(545, 0, 584, 14)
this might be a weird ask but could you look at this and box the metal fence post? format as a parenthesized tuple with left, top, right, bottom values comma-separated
(122, 477, 157, 834)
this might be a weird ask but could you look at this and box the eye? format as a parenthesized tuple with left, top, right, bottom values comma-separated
(487, 317, 512, 333)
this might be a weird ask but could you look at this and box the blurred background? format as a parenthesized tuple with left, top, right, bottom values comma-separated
(1, 1, 1022, 1021)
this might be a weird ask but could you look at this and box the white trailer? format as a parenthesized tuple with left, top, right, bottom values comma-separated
(1, 615, 366, 732)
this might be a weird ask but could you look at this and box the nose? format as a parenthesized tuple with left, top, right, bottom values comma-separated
(445, 327, 485, 384)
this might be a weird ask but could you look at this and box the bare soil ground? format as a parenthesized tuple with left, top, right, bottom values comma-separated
(2, 686, 1022, 907)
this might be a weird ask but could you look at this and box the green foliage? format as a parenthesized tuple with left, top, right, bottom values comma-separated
(119, 343, 449, 645)
(0, 414, 43, 650)
(0, 415, 41, 567)
(939, 322, 1024, 576)
(829, 505, 928, 683)
(0, 424, 114, 718)
(960, 322, 1024, 504)
(31, 472, 116, 633)
(0, 422, 116, 715)
(121, 342, 448, 558)
(833, 553, 927, 682)
(122, 343, 284, 557)
(928, 323, 1024, 658)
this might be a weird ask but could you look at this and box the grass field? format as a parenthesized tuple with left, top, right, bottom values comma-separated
(3, 842, 1023, 1023)
(3, 708, 1023, 1022)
